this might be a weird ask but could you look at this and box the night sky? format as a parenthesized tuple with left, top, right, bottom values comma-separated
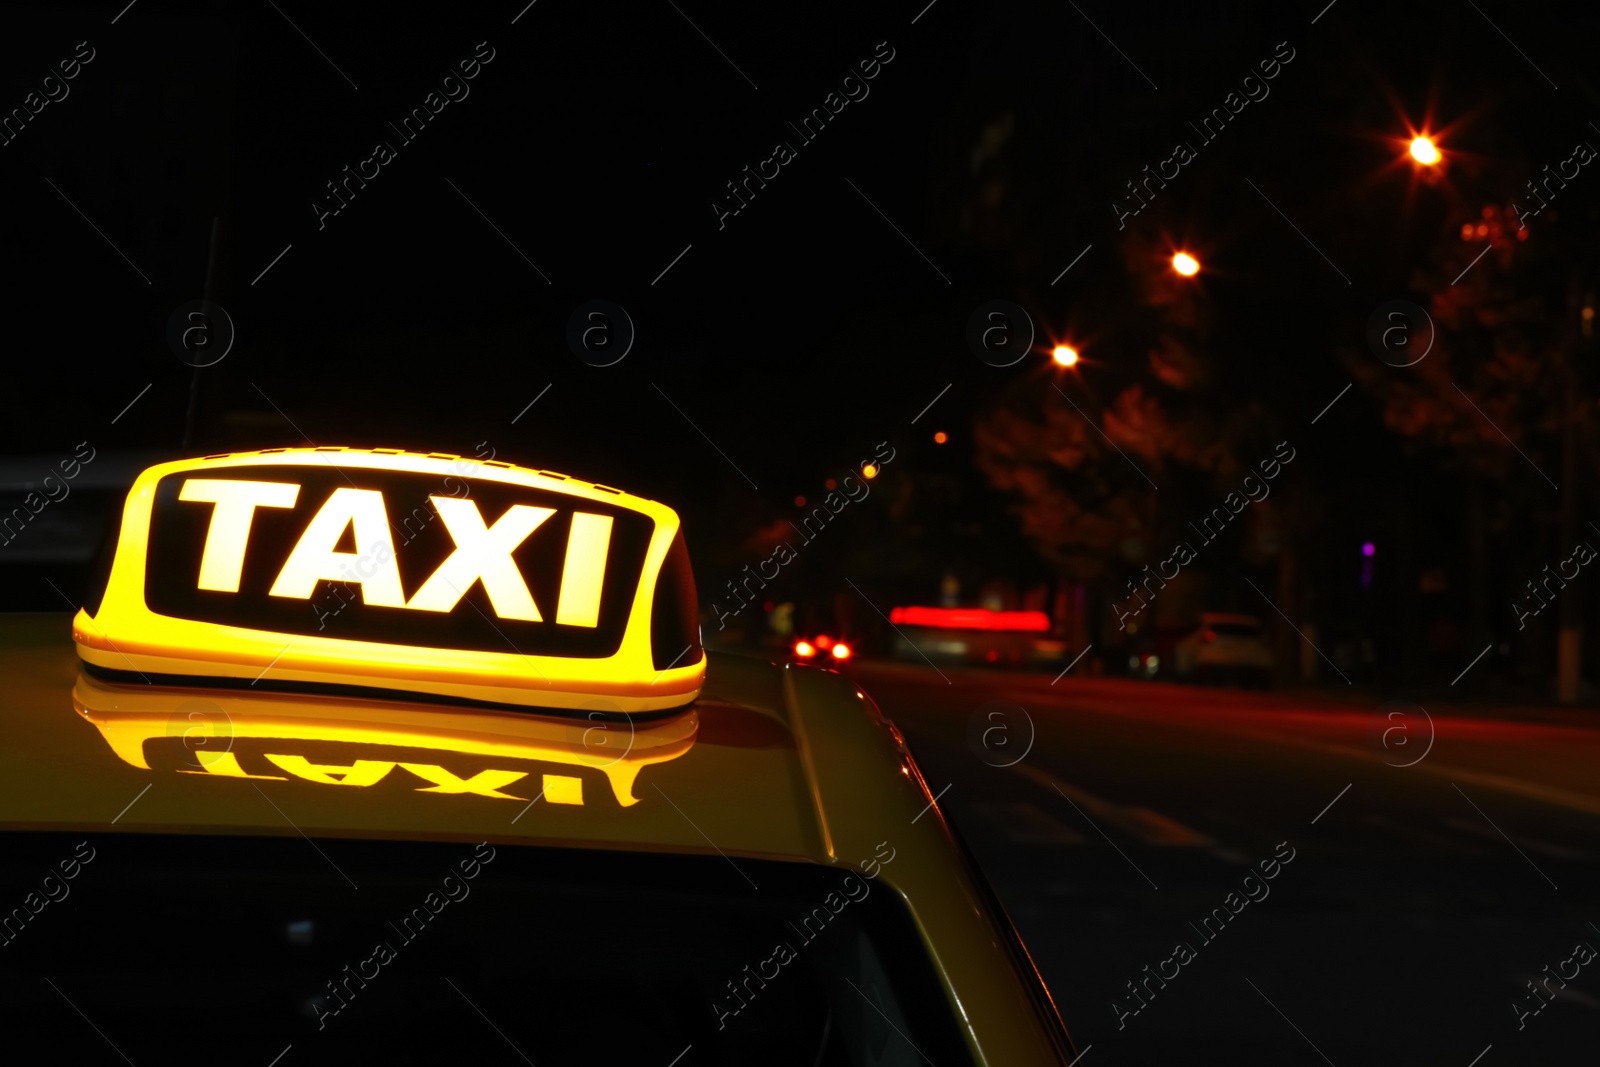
(3, 0, 1598, 661)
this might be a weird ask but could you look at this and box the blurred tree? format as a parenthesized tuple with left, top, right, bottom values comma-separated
(1347, 184, 1599, 697)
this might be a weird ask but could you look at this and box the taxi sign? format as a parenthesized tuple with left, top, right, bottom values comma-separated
(74, 448, 704, 713)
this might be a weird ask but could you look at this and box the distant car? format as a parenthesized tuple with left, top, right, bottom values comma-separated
(790, 632, 856, 666)
(1173, 613, 1273, 687)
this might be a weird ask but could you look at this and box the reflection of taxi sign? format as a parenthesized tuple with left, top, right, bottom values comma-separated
(73, 674, 698, 807)
(74, 448, 704, 714)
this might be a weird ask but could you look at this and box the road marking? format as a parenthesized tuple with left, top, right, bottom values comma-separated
(1010, 761, 1215, 846)
(969, 673, 1600, 816)
(975, 802, 1085, 845)
(1050, 784, 1159, 890)
(1223, 723, 1600, 818)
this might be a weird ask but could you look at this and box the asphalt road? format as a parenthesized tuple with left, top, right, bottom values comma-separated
(851, 661, 1600, 1067)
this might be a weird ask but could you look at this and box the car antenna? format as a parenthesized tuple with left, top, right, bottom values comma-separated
(182, 215, 224, 453)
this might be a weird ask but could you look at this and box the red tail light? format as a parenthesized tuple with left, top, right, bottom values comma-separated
(793, 640, 816, 658)
(830, 642, 852, 660)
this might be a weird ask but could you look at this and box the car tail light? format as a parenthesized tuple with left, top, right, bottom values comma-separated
(793, 640, 816, 658)
(830, 642, 852, 660)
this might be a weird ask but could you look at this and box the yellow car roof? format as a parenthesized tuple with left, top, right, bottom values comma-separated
(0, 612, 1072, 1065)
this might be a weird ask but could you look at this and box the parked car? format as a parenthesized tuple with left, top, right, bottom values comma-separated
(1173, 613, 1274, 687)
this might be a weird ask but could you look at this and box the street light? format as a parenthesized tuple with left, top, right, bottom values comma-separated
(1051, 344, 1079, 367)
(1171, 251, 1200, 276)
(1409, 135, 1440, 165)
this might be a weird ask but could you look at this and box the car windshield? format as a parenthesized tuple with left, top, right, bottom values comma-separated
(0, 832, 970, 1066)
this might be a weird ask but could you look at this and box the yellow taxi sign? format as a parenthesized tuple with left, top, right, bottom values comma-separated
(74, 448, 703, 713)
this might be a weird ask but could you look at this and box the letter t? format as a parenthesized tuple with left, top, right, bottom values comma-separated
(179, 479, 301, 592)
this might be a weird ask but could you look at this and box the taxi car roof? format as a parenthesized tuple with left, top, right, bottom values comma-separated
(0, 611, 1076, 1065)
(0, 613, 847, 864)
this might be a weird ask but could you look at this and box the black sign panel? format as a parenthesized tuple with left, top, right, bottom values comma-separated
(143, 466, 653, 658)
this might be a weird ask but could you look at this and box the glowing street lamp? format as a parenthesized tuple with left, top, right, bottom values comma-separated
(1051, 344, 1079, 367)
(1409, 136, 1441, 165)
(1171, 252, 1200, 276)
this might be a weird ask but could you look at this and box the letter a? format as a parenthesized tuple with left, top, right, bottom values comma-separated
(269, 488, 405, 605)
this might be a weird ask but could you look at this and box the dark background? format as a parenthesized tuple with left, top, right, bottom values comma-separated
(3, 3, 1600, 1064)
(5, 0, 1600, 697)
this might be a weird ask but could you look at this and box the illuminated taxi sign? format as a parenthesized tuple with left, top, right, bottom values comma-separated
(75, 448, 703, 713)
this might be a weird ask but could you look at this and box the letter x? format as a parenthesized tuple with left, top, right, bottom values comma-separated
(406, 497, 554, 620)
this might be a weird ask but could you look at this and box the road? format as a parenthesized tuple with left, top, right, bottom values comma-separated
(852, 661, 1600, 1067)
